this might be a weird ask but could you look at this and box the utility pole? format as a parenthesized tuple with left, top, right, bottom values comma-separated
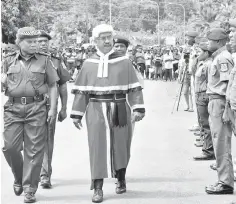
(85, 0, 89, 43)
(109, 0, 112, 25)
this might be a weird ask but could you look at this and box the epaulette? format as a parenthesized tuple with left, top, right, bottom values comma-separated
(36, 51, 50, 56)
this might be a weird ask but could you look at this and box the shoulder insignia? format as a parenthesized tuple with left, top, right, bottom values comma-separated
(220, 63, 228, 72)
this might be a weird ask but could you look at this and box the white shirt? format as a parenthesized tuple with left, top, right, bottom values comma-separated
(163, 53, 173, 69)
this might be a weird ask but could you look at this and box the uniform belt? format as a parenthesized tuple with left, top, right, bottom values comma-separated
(89, 94, 126, 102)
(8, 95, 44, 105)
(208, 94, 225, 101)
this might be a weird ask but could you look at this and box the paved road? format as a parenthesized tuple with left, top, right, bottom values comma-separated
(1, 80, 236, 204)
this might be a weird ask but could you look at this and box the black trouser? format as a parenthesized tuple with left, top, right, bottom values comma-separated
(164, 69, 172, 81)
(173, 63, 178, 79)
(145, 65, 150, 79)
(138, 63, 145, 77)
(195, 92, 214, 156)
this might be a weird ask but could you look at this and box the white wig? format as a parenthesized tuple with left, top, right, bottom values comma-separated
(92, 24, 114, 40)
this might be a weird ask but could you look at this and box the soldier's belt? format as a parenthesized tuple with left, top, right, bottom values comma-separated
(8, 95, 44, 105)
(89, 94, 126, 103)
(208, 94, 226, 101)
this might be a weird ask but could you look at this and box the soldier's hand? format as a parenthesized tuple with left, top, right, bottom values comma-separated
(73, 119, 83, 130)
(131, 112, 145, 123)
(58, 108, 67, 122)
(47, 109, 57, 124)
(222, 109, 230, 124)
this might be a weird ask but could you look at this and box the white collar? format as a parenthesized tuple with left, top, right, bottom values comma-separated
(96, 49, 114, 78)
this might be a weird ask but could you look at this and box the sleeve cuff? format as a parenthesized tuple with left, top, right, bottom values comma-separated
(70, 115, 83, 120)
(133, 108, 145, 113)
(70, 110, 84, 120)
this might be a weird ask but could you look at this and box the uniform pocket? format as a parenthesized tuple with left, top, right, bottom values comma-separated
(30, 66, 46, 88)
(7, 65, 21, 84)
(210, 99, 225, 117)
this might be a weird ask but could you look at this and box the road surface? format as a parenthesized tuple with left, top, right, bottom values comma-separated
(1, 80, 236, 204)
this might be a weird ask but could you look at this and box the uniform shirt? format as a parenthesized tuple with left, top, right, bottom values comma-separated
(50, 55, 71, 86)
(194, 59, 211, 93)
(226, 53, 236, 110)
(207, 46, 234, 96)
(2, 51, 59, 97)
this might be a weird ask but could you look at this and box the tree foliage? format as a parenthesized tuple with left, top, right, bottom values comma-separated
(2, 0, 236, 45)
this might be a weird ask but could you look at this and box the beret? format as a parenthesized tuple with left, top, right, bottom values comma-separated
(186, 31, 199, 38)
(207, 28, 228, 40)
(38, 30, 52, 40)
(229, 18, 236, 28)
(16, 27, 39, 40)
(92, 24, 114, 39)
(113, 35, 130, 47)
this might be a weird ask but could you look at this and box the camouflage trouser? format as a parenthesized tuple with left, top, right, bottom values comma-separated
(2, 98, 47, 193)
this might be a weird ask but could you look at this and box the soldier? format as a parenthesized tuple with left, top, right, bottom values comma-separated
(37, 30, 71, 188)
(71, 24, 145, 203)
(1, 27, 58, 203)
(193, 40, 215, 160)
(226, 18, 236, 181)
(205, 28, 234, 195)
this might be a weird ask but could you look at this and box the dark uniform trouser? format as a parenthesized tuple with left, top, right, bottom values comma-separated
(2, 99, 47, 193)
(195, 92, 214, 156)
(40, 115, 57, 179)
(208, 97, 234, 188)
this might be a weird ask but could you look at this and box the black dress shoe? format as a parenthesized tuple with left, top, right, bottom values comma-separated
(40, 176, 52, 189)
(205, 183, 234, 194)
(92, 189, 103, 203)
(13, 184, 23, 196)
(92, 179, 103, 203)
(193, 154, 215, 161)
(116, 180, 126, 194)
(210, 163, 217, 171)
(24, 192, 36, 203)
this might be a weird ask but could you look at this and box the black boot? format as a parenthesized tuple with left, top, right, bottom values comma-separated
(92, 179, 103, 203)
(116, 168, 126, 194)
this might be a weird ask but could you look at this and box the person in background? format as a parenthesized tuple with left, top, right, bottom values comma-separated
(178, 49, 194, 111)
(135, 45, 146, 77)
(172, 48, 181, 80)
(144, 49, 152, 79)
(153, 48, 163, 80)
(37, 30, 71, 189)
(163, 48, 173, 81)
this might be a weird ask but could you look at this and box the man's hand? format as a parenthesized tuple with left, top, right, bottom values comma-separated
(73, 118, 83, 130)
(47, 109, 57, 124)
(222, 109, 230, 124)
(131, 112, 145, 123)
(58, 108, 67, 122)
